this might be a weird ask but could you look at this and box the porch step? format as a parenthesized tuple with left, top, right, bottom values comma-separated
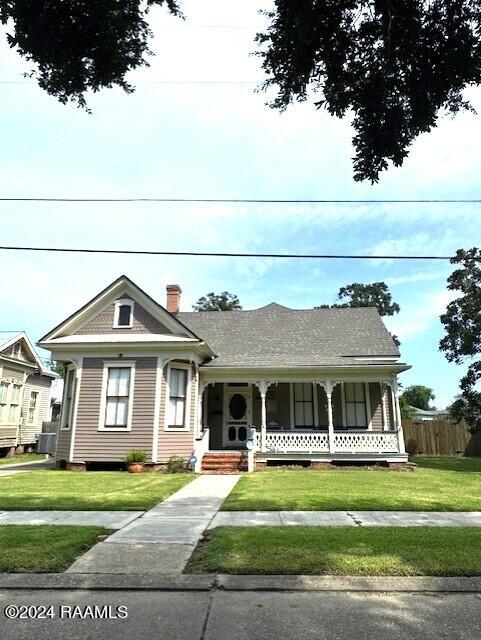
(201, 452, 248, 473)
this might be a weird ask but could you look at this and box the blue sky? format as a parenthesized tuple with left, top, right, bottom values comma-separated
(0, 0, 479, 408)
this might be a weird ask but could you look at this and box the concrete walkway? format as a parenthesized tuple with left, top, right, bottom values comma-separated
(0, 510, 142, 528)
(209, 510, 481, 527)
(0, 459, 56, 477)
(67, 474, 240, 574)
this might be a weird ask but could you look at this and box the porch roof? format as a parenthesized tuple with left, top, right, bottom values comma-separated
(177, 303, 401, 368)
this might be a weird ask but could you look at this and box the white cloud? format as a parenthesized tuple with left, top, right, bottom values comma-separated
(386, 289, 457, 340)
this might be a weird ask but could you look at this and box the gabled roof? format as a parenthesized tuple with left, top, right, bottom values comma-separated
(39, 275, 202, 344)
(177, 304, 401, 368)
(0, 332, 57, 377)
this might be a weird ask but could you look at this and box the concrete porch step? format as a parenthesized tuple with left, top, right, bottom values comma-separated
(201, 452, 248, 473)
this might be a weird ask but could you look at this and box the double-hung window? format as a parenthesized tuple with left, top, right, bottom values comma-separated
(28, 391, 38, 424)
(294, 383, 314, 427)
(9, 384, 22, 422)
(344, 383, 367, 428)
(100, 364, 134, 430)
(167, 367, 188, 430)
(0, 382, 8, 422)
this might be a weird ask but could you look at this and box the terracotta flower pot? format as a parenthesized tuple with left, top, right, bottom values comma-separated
(127, 462, 145, 474)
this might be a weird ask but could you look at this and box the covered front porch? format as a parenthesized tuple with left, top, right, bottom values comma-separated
(195, 371, 407, 465)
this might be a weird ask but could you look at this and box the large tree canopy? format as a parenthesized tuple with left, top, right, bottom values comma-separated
(440, 248, 481, 432)
(257, 0, 481, 181)
(401, 385, 436, 411)
(316, 282, 400, 315)
(193, 291, 242, 312)
(0, 0, 181, 109)
(3, 1, 480, 180)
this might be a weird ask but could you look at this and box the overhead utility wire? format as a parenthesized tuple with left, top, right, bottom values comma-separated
(0, 246, 455, 260)
(0, 197, 480, 203)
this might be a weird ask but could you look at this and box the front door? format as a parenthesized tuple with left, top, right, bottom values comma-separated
(223, 384, 252, 448)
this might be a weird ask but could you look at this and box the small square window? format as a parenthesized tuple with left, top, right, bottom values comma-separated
(113, 300, 134, 328)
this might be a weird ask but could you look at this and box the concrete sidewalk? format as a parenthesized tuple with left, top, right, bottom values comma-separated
(67, 474, 240, 574)
(0, 510, 143, 529)
(209, 510, 481, 527)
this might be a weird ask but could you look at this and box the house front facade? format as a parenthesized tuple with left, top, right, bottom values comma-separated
(0, 332, 57, 455)
(39, 276, 410, 472)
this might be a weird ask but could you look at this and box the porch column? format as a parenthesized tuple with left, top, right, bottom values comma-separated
(254, 381, 271, 453)
(319, 381, 336, 453)
(197, 382, 208, 439)
(391, 376, 406, 454)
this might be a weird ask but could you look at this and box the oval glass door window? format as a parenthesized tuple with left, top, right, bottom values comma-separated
(229, 394, 247, 420)
(238, 426, 247, 441)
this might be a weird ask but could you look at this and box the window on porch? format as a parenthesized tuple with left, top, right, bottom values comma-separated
(344, 382, 368, 428)
(294, 383, 314, 428)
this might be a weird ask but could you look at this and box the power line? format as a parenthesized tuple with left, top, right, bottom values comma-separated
(0, 246, 455, 260)
(0, 80, 259, 85)
(0, 197, 480, 203)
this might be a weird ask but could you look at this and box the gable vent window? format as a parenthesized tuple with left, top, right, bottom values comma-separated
(113, 300, 134, 328)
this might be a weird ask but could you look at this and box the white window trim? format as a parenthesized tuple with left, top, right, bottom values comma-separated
(98, 360, 136, 431)
(27, 390, 39, 424)
(164, 362, 192, 432)
(113, 299, 134, 329)
(61, 366, 75, 431)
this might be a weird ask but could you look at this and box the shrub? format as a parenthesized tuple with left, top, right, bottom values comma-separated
(123, 449, 148, 464)
(166, 456, 186, 473)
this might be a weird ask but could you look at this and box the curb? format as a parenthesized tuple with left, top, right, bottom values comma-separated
(1, 574, 481, 592)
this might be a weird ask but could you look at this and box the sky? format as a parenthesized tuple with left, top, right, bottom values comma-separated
(0, 0, 479, 409)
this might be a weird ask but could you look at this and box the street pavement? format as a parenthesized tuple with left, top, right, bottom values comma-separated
(1, 588, 480, 639)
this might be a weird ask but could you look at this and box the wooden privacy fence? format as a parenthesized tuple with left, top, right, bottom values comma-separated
(403, 419, 481, 456)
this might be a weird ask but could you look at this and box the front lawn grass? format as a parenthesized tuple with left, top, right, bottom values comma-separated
(186, 526, 481, 576)
(0, 453, 46, 466)
(221, 456, 481, 511)
(0, 525, 108, 573)
(0, 471, 193, 511)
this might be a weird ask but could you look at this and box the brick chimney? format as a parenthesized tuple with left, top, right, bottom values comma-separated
(166, 284, 182, 314)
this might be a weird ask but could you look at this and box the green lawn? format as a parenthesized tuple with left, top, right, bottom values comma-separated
(0, 471, 193, 510)
(221, 457, 481, 511)
(187, 526, 481, 576)
(0, 525, 108, 573)
(0, 453, 46, 466)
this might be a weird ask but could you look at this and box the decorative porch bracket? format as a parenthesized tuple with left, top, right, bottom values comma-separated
(317, 381, 341, 453)
(253, 381, 275, 452)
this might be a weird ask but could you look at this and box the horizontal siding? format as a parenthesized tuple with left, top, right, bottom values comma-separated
(0, 426, 18, 447)
(157, 364, 196, 463)
(2, 367, 25, 383)
(74, 298, 172, 335)
(19, 375, 51, 445)
(73, 357, 157, 462)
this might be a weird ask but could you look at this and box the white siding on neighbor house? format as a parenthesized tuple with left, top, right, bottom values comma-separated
(19, 375, 52, 445)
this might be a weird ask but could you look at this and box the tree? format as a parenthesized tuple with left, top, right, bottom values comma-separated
(315, 282, 400, 344)
(399, 395, 416, 421)
(0, 0, 181, 109)
(440, 247, 481, 432)
(193, 292, 242, 312)
(401, 385, 436, 411)
(257, 1, 481, 182)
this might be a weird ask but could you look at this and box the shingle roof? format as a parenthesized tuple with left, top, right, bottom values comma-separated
(177, 303, 400, 368)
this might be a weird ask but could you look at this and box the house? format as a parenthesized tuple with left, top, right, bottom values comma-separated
(38, 275, 410, 472)
(0, 332, 57, 456)
(410, 406, 452, 422)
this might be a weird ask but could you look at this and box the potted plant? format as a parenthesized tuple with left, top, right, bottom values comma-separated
(124, 449, 148, 473)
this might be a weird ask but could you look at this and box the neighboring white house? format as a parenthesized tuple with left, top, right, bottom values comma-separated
(0, 332, 57, 455)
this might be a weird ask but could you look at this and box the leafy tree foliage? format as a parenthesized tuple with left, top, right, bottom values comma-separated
(193, 292, 242, 312)
(401, 385, 436, 411)
(440, 248, 481, 432)
(0, 0, 181, 109)
(316, 281, 400, 346)
(257, 1, 481, 181)
(399, 395, 416, 420)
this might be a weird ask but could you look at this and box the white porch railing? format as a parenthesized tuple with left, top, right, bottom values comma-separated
(255, 429, 400, 454)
